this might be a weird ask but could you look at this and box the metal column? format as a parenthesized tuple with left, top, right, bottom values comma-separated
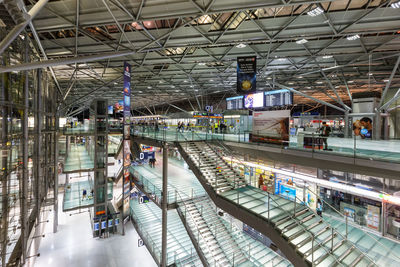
(161, 143, 168, 267)
(344, 111, 350, 138)
(35, 69, 42, 223)
(20, 36, 29, 263)
(53, 110, 59, 233)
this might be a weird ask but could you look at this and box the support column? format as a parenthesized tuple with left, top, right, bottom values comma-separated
(161, 143, 168, 267)
(374, 112, 382, 140)
(35, 69, 42, 223)
(53, 111, 59, 233)
(21, 38, 29, 263)
(344, 111, 350, 138)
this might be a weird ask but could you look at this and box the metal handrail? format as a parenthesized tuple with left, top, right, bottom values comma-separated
(175, 191, 224, 267)
(184, 142, 344, 266)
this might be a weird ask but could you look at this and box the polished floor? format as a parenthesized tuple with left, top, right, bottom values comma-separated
(63, 144, 94, 173)
(35, 194, 157, 267)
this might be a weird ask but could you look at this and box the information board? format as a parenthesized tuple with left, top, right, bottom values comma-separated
(265, 89, 293, 107)
(226, 96, 244, 110)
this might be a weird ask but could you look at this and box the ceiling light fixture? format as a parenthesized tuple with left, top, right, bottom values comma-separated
(190, 85, 194, 88)
(236, 43, 247, 48)
(198, 62, 206, 66)
(322, 55, 333, 59)
(348, 80, 354, 83)
(138, 91, 143, 93)
(298, 76, 303, 78)
(391, 1, 400, 8)
(347, 34, 360, 41)
(113, 82, 118, 85)
(277, 58, 286, 61)
(383, 79, 389, 82)
(316, 81, 323, 84)
(307, 7, 324, 17)
(288, 82, 294, 85)
(296, 39, 308, 44)
(147, 86, 152, 89)
(209, 79, 214, 82)
(184, 80, 188, 83)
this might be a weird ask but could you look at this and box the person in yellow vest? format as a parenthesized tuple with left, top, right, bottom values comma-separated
(214, 122, 219, 133)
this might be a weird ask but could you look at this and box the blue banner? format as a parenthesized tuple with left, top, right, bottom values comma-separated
(123, 62, 132, 218)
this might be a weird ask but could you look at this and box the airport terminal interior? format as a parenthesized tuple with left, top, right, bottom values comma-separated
(2, 0, 400, 266)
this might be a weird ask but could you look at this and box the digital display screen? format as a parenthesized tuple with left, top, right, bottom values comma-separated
(244, 92, 264, 108)
(265, 89, 293, 107)
(226, 96, 243, 110)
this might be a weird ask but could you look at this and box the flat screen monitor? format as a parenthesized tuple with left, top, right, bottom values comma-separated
(226, 96, 243, 110)
(244, 92, 264, 108)
(265, 89, 293, 107)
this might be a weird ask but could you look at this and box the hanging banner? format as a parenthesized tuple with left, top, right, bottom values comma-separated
(123, 62, 132, 218)
(237, 56, 257, 94)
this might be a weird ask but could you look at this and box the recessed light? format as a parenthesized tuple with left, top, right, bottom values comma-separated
(307, 7, 324, 17)
(138, 91, 143, 93)
(190, 85, 194, 88)
(184, 80, 188, 83)
(316, 81, 323, 84)
(348, 80, 354, 83)
(391, 1, 400, 8)
(194, 89, 199, 92)
(296, 39, 308, 44)
(347, 34, 360, 41)
(198, 62, 206, 66)
(236, 43, 247, 48)
(267, 77, 272, 80)
(277, 58, 286, 61)
(159, 81, 163, 83)
(368, 73, 373, 76)
(306, 87, 312, 89)
(209, 79, 214, 82)
(288, 82, 294, 85)
(298, 76, 303, 78)
(322, 55, 333, 59)
(383, 79, 389, 82)
(114, 82, 118, 85)
(171, 85, 175, 88)
(175, 90, 180, 92)
(335, 86, 340, 88)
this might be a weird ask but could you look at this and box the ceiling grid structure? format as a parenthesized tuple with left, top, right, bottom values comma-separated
(1, 0, 400, 113)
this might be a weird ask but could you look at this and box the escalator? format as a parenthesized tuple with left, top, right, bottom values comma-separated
(176, 141, 376, 267)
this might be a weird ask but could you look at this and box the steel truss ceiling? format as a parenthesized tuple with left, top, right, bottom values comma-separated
(17, 0, 400, 112)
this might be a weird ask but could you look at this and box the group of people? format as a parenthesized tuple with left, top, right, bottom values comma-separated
(149, 157, 157, 168)
(82, 188, 94, 201)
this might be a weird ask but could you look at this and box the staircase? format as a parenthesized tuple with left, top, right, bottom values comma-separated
(182, 141, 246, 193)
(176, 141, 377, 267)
(177, 196, 248, 266)
(177, 195, 292, 267)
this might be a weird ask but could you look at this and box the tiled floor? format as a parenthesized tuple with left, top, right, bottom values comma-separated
(35, 194, 157, 267)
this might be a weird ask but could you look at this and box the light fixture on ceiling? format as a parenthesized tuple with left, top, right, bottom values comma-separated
(348, 80, 354, 83)
(209, 79, 214, 82)
(296, 39, 308, 44)
(19, 34, 25, 40)
(335, 85, 340, 88)
(267, 77, 272, 80)
(194, 89, 199, 92)
(147, 86, 152, 89)
(159, 80, 163, 83)
(307, 7, 324, 17)
(236, 43, 247, 48)
(184, 80, 188, 83)
(368, 73, 373, 76)
(322, 55, 333, 59)
(298, 76, 303, 78)
(175, 90, 180, 92)
(391, 1, 400, 8)
(316, 81, 323, 84)
(190, 85, 194, 88)
(288, 82, 294, 85)
(138, 91, 143, 93)
(347, 34, 360, 41)
(113, 82, 118, 85)
(171, 85, 175, 88)
(198, 62, 206, 66)
(277, 58, 286, 61)
(383, 79, 389, 82)
(306, 86, 312, 89)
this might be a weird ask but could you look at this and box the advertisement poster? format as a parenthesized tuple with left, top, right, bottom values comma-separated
(367, 205, 380, 230)
(251, 110, 290, 145)
(122, 62, 132, 217)
(237, 56, 256, 94)
(353, 117, 373, 139)
(108, 105, 114, 115)
(344, 207, 355, 222)
(244, 92, 264, 108)
(115, 100, 124, 113)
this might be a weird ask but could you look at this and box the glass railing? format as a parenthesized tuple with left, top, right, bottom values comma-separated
(131, 125, 400, 164)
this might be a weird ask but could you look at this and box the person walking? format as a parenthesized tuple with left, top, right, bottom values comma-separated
(82, 188, 87, 201)
(316, 199, 323, 217)
(319, 122, 331, 150)
(258, 174, 264, 189)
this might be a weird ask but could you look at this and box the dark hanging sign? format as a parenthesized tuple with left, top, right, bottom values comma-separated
(237, 56, 257, 94)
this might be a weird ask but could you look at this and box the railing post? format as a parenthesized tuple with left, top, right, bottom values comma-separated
(294, 196, 296, 216)
(331, 227, 334, 252)
(345, 215, 348, 239)
(268, 193, 270, 220)
(311, 235, 314, 266)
